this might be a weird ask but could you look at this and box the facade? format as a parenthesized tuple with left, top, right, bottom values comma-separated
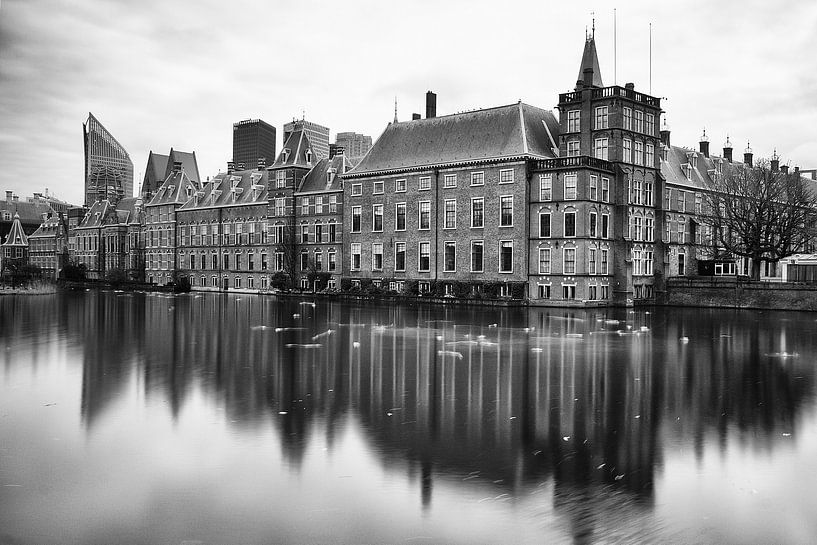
(334, 132, 372, 160)
(83, 113, 134, 206)
(1, 213, 30, 279)
(232, 119, 277, 171)
(28, 213, 68, 279)
(284, 120, 330, 161)
(2, 190, 59, 240)
(140, 148, 201, 201)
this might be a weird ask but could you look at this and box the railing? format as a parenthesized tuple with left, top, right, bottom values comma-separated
(531, 155, 614, 172)
(559, 86, 661, 108)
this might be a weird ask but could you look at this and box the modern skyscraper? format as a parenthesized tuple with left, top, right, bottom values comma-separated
(334, 132, 372, 159)
(83, 113, 134, 206)
(283, 119, 330, 160)
(232, 119, 276, 171)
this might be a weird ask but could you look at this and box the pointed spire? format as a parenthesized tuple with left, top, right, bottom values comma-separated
(576, 32, 604, 89)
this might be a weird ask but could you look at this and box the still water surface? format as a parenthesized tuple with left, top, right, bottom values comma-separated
(2, 292, 817, 544)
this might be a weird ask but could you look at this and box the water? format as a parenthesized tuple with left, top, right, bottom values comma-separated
(1, 292, 817, 545)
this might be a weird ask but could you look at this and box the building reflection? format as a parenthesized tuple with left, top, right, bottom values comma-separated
(20, 293, 814, 541)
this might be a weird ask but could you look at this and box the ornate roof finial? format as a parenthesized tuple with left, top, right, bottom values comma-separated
(745, 141, 752, 154)
(772, 148, 779, 161)
(393, 96, 398, 123)
(591, 11, 595, 39)
(724, 134, 732, 148)
(700, 128, 709, 142)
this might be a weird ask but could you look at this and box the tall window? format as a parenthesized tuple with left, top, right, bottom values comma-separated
(644, 181, 654, 206)
(678, 220, 685, 243)
(276, 170, 286, 188)
(500, 196, 513, 226)
(633, 215, 643, 241)
(589, 212, 597, 237)
(645, 217, 655, 241)
(595, 106, 609, 129)
(623, 107, 632, 130)
(301, 224, 309, 243)
(635, 141, 644, 165)
(301, 197, 309, 215)
(646, 113, 655, 135)
(372, 243, 383, 271)
(444, 199, 457, 229)
(632, 249, 642, 275)
(567, 141, 580, 157)
(444, 242, 456, 272)
(632, 179, 642, 205)
(499, 241, 513, 273)
(679, 191, 686, 212)
(567, 110, 580, 132)
(564, 211, 576, 237)
(601, 177, 610, 202)
(471, 198, 484, 228)
(539, 212, 551, 238)
(634, 110, 644, 133)
(419, 201, 430, 229)
(589, 175, 598, 201)
(563, 248, 576, 274)
(646, 142, 655, 166)
(351, 243, 361, 270)
(695, 193, 702, 214)
(540, 174, 552, 201)
(418, 242, 430, 271)
(471, 241, 484, 272)
(678, 253, 686, 275)
(395, 203, 406, 230)
(539, 248, 551, 274)
(601, 249, 609, 274)
(623, 138, 632, 163)
(594, 138, 609, 160)
(564, 174, 577, 200)
(275, 197, 285, 216)
(394, 242, 406, 271)
(589, 248, 597, 274)
(351, 206, 361, 232)
(443, 174, 457, 188)
(602, 213, 609, 238)
(372, 204, 383, 232)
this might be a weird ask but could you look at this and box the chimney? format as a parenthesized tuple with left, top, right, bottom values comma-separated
(426, 91, 436, 119)
(329, 144, 344, 159)
(583, 68, 594, 87)
(659, 115, 671, 148)
(699, 129, 710, 158)
(743, 142, 753, 167)
(227, 161, 235, 173)
(781, 165, 789, 174)
(173, 161, 183, 173)
(412, 113, 421, 120)
(5, 190, 12, 202)
(12, 194, 18, 202)
(723, 136, 733, 163)
(771, 150, 780, 172)
(257, 157, 266, 170)
(795, 166, 800, 175)
(625, 82, 635, 90)
(237, 162, 246, 171)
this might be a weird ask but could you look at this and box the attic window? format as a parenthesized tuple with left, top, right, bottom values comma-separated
(305, 150, 313, 164)
(690, 154, 698, 168)
(282, 148, 291, 162)
(186, 186, 193, 198)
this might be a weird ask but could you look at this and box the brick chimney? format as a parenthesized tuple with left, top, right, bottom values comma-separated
(426, 91, 436, 119)
(227, 161, 235, 174)
(699, 129, 710, 158)
(781, 165, 789, 174)
(5, 190, 11, 202)
(659, 115, 671, 148)
(257, 157, 266, 170)
(723, 136, 733, 163)
(173, 161, 183, 173)
(743, 142, 753, 167)
(237, 162, 245, 171)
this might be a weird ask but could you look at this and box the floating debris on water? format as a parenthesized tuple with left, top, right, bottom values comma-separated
(352, 342, 360, 348)
(293, 313, 301, 318)
(437, 350, 463, 359)
(285, 343, 322, 348)
(488, 323, 498, 328)
(680, 337, 690, 343)
(251, 325, 274, 331)
(312, 329, 334, 340)
(299, 301, 316, 307)
(765, 352, 799, 358)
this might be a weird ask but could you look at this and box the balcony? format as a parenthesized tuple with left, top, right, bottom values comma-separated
(559, 86, 661, 108)
(531, 155, 614, 172)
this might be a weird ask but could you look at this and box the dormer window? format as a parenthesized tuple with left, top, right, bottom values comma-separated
(282, 148, 291, 162)
(305, 149, 313, 164)
(186, 186, 193, 198)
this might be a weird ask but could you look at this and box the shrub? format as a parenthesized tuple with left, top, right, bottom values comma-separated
(403, 279, 419, 296)
(271, 272, 291, 290)
(105, 268, 129, 287)
(340, 278, 353, 292)
(62, 261, 87, 281)
(171, 272, 191, 293)
(511, 282, 526, 300)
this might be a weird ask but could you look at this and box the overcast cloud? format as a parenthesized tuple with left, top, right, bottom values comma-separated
(1, 0, 816, 204)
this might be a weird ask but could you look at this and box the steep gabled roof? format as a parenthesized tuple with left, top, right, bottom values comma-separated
(29, 214, 66, 239)
(2, 213, 29, 246)
(147, 167, 200, 207)
(76, 200, 111, 229)
(164, 148, 201, 184)
(298, 155, 353, 193)
(576, 36, 603, 88)
(346, 102, 559, 177)
(270, 129, 316, 170)
(178, 169, 269, 210)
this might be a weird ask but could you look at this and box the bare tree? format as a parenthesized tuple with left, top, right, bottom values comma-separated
(272, 220, 299, 289)
(702, 159, 817, 279)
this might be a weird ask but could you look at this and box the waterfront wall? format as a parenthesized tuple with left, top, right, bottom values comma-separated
(666, 277, 817, 311)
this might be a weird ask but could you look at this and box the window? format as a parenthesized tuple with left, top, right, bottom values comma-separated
(665, 189, 672, 210)
(499, 241, 513, 273)
(471, 198, 484, 228)
(623, 138, 632, 163)
(329, 222, 338, 242)
(646, 143, 655, 167)
(444, 199, 457, 229)
(635, 141, 644, 165)
(678, 219, 685, 243)
(623, 107, 632, 130)
(351, 206, 361, 232)
(632, 249, 642, 275)
(644, 250, 654, 275)
(595, 106, 609, 129)
(633, 215, 643, 241)
(328, 251, 336, 271)
(567, 141, 580, 157)
(567, 110, 580, 132)
(632, 179, 642, 205)
(351, 183, 362, 196)
(276, 170, 286, 188)
(679, 191, 686, 212)
(300, 252, 309, 271)
(301, 197, 309, 215)
(634, 110, 644, 133)
(564, 174, 577, 200)
(419, 242, 430, 271)
(538, 284, 552, 299)
(563, 248, 576, 274)
(443, 174, 457, 188)
(419, 201, 431, 229)
(471, 241, 484, 272)
(372, 243, 383, 271)
(395, 179, 406, 192)
(351, 243, 361, 270)
(499, 169, 514, 184)
(646, 113, 655, 135)
(315, 224, 323, 243)
(540, 174, 552, 201)
(644, 181, 653, 206)
(589, 212, 597, 237)
(594, 138, 609, 160)
(538, 248, 551, 274)
(301, 224, 309, 243)
(395, 203, 406, 231)
(645, 217, 654, 241)
(589, 175, 598, 201)
(695, 192, 702, 214)
(500, 196, 513, 226)
(678, 253, 686, 275)
(394, 242, 406, 271)
(419, 176, 431, 191)
(329, 195, 338, 213)
(601, 249, 609, 274)
(471, 171, 484, 186)
(372, 181, 384, 194)
(601, 213, 609, 238)
(589, 248, 597, 275)
(372, 204, 383, 232)
(539, 212, 551, 238)
(444, 242, 456, 272)
(261, 253, 268, 271)
(665, 216, 672, 242)
(564, 211, 576, 237)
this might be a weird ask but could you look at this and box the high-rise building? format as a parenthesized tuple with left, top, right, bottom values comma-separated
(83, 113, 133, 206)
(334, 132, 372, 159)
(232, 119, 277, 171)
(283, 119, 330, 161)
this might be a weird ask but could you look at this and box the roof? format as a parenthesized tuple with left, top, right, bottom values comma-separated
(114, 197, 142, 224)
(270, 129, 317, 170)
(29, 214, 67, 239)
(346, 102, 559, 177)
(0, 199, 55, 226)
(165, 149, 200, 184)
(76, 200, 111, 229)
(2, 213, 29, 247)
(298, 155, 353, 193)
(178, 169, 269, 210)
(576, 36, 603, 88)
(147, 167, 201, 207)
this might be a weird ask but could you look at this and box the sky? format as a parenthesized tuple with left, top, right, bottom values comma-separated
(1, 0, 816, 205)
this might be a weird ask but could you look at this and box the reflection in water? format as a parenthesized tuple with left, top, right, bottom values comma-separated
(1, 292, 816, 544)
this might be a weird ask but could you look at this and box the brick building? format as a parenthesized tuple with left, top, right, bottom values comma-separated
(28, 213, 68, 279)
